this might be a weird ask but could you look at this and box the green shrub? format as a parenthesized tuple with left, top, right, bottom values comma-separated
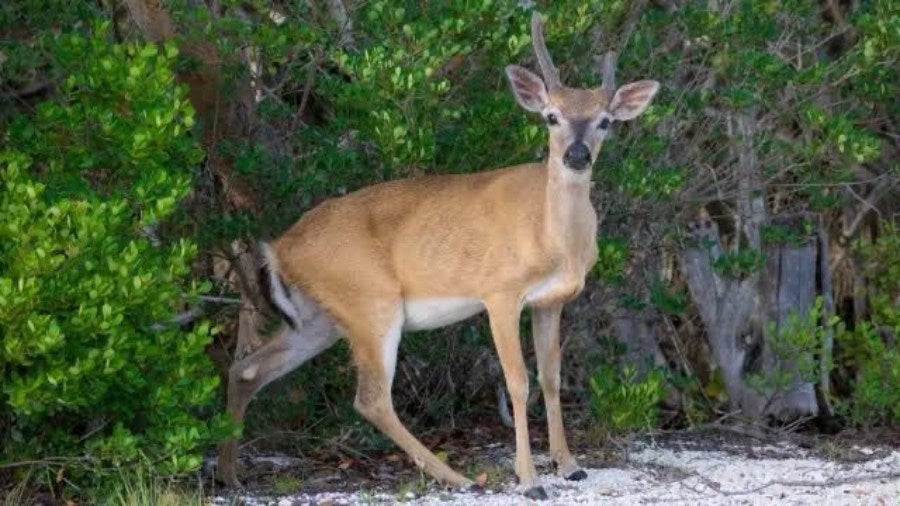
(746, 297, 834, 400)
(588, 364, 666, 435)
(595, 237, 628, 284)
(0, 27, 227, 484)
(837, 226, 900, 426)
(839, 321, 900, 426)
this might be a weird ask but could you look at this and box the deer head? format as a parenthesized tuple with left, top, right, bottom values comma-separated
(505, 13, 660, 174)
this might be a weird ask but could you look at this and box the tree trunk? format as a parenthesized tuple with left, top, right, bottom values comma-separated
(124, 0, 259, 213)
(124, 0, 272, 378)
(682, 214, 832, 420)
(757, 214, 820, 419)
(816, 216, 836, 417)
(681, 113, 829, 420)
(612, 307, 666, 375)
(681, 217, 764, 415)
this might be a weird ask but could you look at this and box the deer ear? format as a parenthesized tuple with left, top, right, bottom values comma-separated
(608, 80, 659, 121)
(505, 65, 549, 112)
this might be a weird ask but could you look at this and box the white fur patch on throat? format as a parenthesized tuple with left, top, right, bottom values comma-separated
(549, 160, 593, 183)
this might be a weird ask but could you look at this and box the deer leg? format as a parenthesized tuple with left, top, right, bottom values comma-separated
(485, 298, 545, 499)
(532, 304, 585, 480)
(350, 308, 472, 488)
(218, 314, 338, 487)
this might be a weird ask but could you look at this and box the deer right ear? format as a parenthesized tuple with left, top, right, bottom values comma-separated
(608, 80, 660, 121)
(506, 65, 549, 112)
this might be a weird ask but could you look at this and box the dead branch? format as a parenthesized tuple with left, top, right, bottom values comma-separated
(323, 0, 355, 49)
(1, 79, 54, 100)
(295, 58, 318, 128)
(150, 308, 204, 331)
(122, 0, 175, 42)
(196, 295, 242, 305)
(124, 0, 260, 214)
(821, 0, 859, 50)
(730, 114, 765, 250)
(841, 179, 897, 242)
(816, 216, 836, 417)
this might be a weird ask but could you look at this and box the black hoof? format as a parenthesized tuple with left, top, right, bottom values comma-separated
(466, 483, 486, 494)
(523, 485, 548, 501)
(565, 469, 588, 481)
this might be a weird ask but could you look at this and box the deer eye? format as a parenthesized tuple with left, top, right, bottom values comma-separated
(597, 117, 611, 130)
(546, 113, 559, 126)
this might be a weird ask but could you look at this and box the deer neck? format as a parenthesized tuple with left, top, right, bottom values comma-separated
(544, 158, 593, 248)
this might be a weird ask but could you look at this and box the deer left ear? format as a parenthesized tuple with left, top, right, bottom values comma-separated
(608, 80, 660, 121)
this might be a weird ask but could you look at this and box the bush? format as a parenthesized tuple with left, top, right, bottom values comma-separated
(837, 226, 900, 426)
(0, 27, 227, 484)
(745, 297, 833, 401)
(840, 321, 900, 425)
(588, 364, 666, 436)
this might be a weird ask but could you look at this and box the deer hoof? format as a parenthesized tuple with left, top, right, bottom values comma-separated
(565, 469, 588, 481)
(466, 483, 486, 494)
(523, 485, 548, 500)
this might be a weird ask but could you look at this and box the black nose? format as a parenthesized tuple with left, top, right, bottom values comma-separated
(563, 143, 591, 170)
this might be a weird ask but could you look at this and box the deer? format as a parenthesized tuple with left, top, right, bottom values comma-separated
(217, 12, 659, 499)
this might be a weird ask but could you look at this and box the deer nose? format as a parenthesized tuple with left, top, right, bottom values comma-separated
(563, 143, 591, 170)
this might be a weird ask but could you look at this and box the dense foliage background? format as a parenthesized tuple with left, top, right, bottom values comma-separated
(1, 0, 897, 499)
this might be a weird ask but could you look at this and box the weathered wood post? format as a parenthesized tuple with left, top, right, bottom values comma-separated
(682, 213, 833, 420)
(755, 214, 822, 419)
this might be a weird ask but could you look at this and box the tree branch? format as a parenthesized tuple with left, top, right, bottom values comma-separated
(323, 0, 355, 50)
(730, 114, 765, 250)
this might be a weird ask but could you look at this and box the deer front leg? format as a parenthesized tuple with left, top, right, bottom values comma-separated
(485, 298, 547, 500)
(532, 304, 586, 481)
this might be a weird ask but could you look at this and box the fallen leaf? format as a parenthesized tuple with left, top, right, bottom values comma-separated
(475, 472, 488, 486)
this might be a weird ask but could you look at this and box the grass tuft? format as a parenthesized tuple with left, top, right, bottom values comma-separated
(103, 466, 205, 506)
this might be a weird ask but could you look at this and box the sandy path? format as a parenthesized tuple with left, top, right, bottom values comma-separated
(213, 442, 900, 505)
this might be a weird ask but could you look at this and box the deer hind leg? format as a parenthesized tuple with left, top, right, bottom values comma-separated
(532, 304, 585, 481)
(348, 306, 472, 488)
(485, 297, 547, 499)
(217, 310, 338, 487)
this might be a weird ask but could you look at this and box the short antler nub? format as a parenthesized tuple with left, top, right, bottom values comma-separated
(531, 12, 561, 90)
(600, 50, 617, 100)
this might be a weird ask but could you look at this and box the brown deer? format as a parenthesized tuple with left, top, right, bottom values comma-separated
(218, 12, 659, 499)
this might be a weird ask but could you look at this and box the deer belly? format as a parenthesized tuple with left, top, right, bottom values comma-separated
(403, 297, 484, 331)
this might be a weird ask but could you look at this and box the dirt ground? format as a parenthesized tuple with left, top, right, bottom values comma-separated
(211, 428, 900, 505)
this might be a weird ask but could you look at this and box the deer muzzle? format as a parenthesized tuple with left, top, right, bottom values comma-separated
(563, 143, 591, 171)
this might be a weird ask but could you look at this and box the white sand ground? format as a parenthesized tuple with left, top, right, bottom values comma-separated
(213, 442, 900, 505)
